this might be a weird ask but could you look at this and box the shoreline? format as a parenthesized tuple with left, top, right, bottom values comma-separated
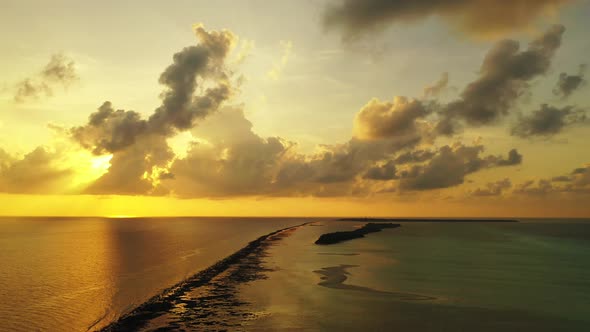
(98, 221, 311, 331)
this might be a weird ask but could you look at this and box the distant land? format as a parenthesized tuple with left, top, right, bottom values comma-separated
(315, 223, 401, 245)
(337, 218, 519, 223)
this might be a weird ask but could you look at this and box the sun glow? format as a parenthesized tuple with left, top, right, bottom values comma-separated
(91, 154, 113, 172)
(66, 152, 112, 190)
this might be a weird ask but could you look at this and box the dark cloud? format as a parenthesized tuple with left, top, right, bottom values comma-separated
(511, 104, 587, 137)
(72, 25, 236, 155)
(398, 143, 521, 191)
(14, 53, 78, 102)
(148, 25, 235, 135)
(471, 178, 512, 196)
(394, 149, 435, 164)
(353, 96, 432, 141)
(69, 25, 237, 195)
(323, 0, 570, 40)
(553, 64, 586, 99)
(168, 105, 437, 197)
(363, 161, 398, 180)
(0, 147, 75, 194)
(437, 25, 566, 135)
(514, 164, 590, 195)
(71, 101, 148, 154)
(493, 148, 523, 166)
(424, 72, 449, 98)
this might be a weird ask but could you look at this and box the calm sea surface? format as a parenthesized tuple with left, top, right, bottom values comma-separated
(0, 217, 304, 331)
(242, 219, 590, 331)
(1, 218, 589, 331)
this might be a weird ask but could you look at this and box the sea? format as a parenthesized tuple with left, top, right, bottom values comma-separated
(0, 217, 589, 331)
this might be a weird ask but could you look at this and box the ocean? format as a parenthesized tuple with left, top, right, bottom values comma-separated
(1, 217, 589, 331)
(0, 217, 304, 331)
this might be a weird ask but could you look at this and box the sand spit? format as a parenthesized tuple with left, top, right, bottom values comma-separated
(314, 264, 436, 301)
(99, 222, 309, 331)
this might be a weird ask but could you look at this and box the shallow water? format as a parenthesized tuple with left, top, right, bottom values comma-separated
(0, 217, 304, 331)
(240, 219, 590, 331)
(2, 218, 589, 331)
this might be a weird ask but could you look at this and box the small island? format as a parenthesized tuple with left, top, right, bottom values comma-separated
(315, 223, 401, 245)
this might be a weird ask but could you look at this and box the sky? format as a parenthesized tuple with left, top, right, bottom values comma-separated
(0, 0, 589, 217)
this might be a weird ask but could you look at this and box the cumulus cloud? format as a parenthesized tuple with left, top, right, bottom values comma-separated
(168, 106, 294, 197)
(72, 25, 236, 153)
(398, 143, 521, 191)
(514, 164, 590, 195)
(423, 72, 449, 98)
(363, 160, 398, 180)
(71, 101, 148, 154)
(68, 25, 237, 195)
(470, 178, 512, 196)
(494, 148, 523, 166)
(14, 53, 78, 102)
(71, 24, 565, 198)
(353, 96, 432, 141)
(0, 147, 75, 194)
(394, 149, 435, 164)
(84, 135, 174, 195)
(323, 0, 571, 40)
(511, 104, 587, 137)
(436, 25, 566, 135)
(553, 64, 586, 99)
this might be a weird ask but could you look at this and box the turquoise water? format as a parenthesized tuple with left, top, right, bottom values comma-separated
(368, 220, 590, 321)
(242, 219, 590, 331)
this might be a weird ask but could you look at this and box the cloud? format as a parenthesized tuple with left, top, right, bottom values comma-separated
(363, 160, 398, 180)
(353, 96, 432, 141)
(0, 147, 75, 194)
(323, 0, 571, 40)
(436, 25, 565, 135)
(394, 149, 435, 164)
(494, 148, 523, 166)
(69, 24, 237, 195)
(470, 178, 512, 196)
(553, 64, 586, 99)
(267, 40, 293, 80)
(514, 164, 590, 195)
(71, 101, 148, 154)
(14, 53, 78, 102)
(167, 106, 293, 197)
(511, 104, 587, 137)
(398, 143, 521, 191)
(73, 24, 565, 198)
(423, 72, 449, 98)
(84, 135, 174, 195)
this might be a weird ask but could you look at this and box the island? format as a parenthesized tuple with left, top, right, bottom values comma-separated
(315, 223, 401, 245)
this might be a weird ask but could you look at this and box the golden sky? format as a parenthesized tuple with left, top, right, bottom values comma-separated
(0, 0, 589, 217)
